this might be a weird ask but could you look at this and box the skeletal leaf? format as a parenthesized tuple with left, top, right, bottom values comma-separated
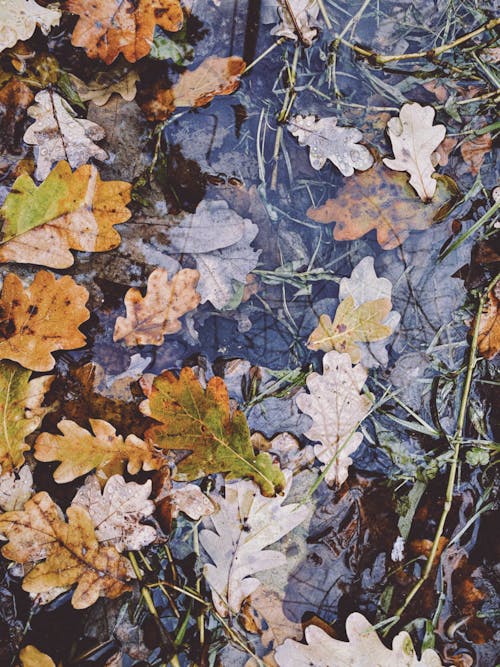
(271, 0, 320, 46)
(0, 491, 135, 609)
(35, 419, 164, 484)
(23, 90, 108, 181)
(200, 471, 310, 616)
(0, 0, 61, 53)
(113, 268, 200, 346)
(0, 361, 53, 471)
(141, 367, 285, 496)
(67, 0, 183, 64)
(0, 271, 89, 372)
(288, 114, 373, 176)
(296, 351, 372, 485)
(383, 102, 446, 201)
(275, 613, 443, 666)
(0, 161, 131, 268)
(71, 475, 156, 552)
(19, 645, 56, 667)
(0, 465, 33, 510)
(475, 283, 500, 360)
(68, 70, 139, 106)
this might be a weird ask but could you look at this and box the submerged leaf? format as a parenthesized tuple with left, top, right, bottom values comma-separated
(69, 69, 139, 107)
(0, 0, 61, 52)
(0, 79, 34, 154)
(475, 283, 500, 360)
(0, 464, 33, 510)
(271, 0, 320, 46)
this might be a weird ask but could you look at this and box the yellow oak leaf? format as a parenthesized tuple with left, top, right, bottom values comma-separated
(19, 645, 56, 667)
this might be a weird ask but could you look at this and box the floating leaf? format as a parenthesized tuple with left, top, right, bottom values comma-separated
(19, 645, 56, 667)
(0, 271, 89, 372)
(0, 0, 61, 53)
(0, 464, 33, 511)
(141, 367, 285, 496)
(383, 102, 446, 201)
(270, 0, 320, 46)
(0, 492, 135, 609)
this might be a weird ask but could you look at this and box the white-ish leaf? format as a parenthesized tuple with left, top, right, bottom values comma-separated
(170, 483, 218, 520)
(199, 471, 311, 616)
(383, 102, 446, 202)
(289, 115, 374, 176)
(270, 0, 320, 46)
(24, 89, 108, 181)
(275, 613, 444, 666)
(71, 474, 156, 552)
(0, 465, 33, 511)
(295, 351, 371, 485)
(0, 0, 61, 52)
(339, 257, 400, 367)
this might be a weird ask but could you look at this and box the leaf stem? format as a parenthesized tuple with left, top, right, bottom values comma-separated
(243, 38, 286, 74)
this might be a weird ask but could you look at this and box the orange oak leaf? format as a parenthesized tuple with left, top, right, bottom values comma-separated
(0, 271, 89, 372)
(460, 133, 492, 175)
(66, 0, 184, 64)
(474, 283, 500, 360)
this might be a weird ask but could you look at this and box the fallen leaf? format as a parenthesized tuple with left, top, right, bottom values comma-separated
(0, 0, 61, 53)
(296, 351, 372, 485)
(0, 491, 135, 609)
(71, 475, 156, 552)
(141, 56, 245, 121)
(435, 137, 458, 167)
(0, 161, 131, 268)
(0, 79, 34, 154)
(0, 360, 53, 471)
(250, 432, 315, 473)
(242, 585, 303, 649)
(270, 0, 320, 46)
(288, 114, 373, 176)
(460, 133, 492, 175)
(0, 465, 33, 511)
(306, 161, 458, 249)
(19, 645, 56, 667)
(23, 89, 108, 181)
(169, 482, 218, 520)
(35, 419, 164, 484)
(474, 283, 500, 360)
(141, 367, 285, 496)
(113, 268, 200, 346)
(67, 0, 183, 64)
(0, 271, 89, 372)
(275, 612, 443, 666)
(200, 471, 310, 616)
(69, 69, 139, 107)
(383, 102, 446, 201)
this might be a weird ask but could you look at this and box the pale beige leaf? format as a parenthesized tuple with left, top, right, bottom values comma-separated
(69, 70, 139, 107)
(271, 0, 320, 46)
(0, 464, 33, 511)
(170, 482, 218, 520)
(0, 1, 61, 52)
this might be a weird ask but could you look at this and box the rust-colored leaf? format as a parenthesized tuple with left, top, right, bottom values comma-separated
(474, 283, 500, 360)
(460, 133, 492, 175)
(0, 79, 34, 154)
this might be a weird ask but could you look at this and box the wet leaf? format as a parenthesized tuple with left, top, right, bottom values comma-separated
(383, 102, 446, 202)
(141, 367, 285, 496)
(69, 70, 139, 107)
(243, 585, 303, 651)
(0, 491, 135, 609)
(0, 1, 61, 52)
(169, 482, 218, 520)
(288, 115, 374, 176)
(0, 361, 52, 471)
(0, 271, 89, 372)
(0, 465, 33, 511)
(23, 89, 108, 181)
(35, 419, 163, 484)
(200, 471, 310, 616)
(71, 474, 156, 552)
(460, 133, 492, 175)
(251, 432, 315, 473)
(275, 613, 443, 666)
(113, 267, 200, 346)
(19, 645, 56, 667)
(296, 351, 372, 485)
(67, 0, 184, 64)
(0, 161, 131, 268)
(475, 283, 500, 360)
(307, 162, 457, 249)
(270, 0, 320, 46)
(0, 79, 34, 154)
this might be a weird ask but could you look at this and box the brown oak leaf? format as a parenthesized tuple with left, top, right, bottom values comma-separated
(0, 79, 34, 154)
(460, 133, 492, 176)
(474, 283, 500, 360)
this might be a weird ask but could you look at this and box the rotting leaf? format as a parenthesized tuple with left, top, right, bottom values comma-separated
(460, 133, 492, 176)
(0, 79, 34, 154)
(0, 161, 131, 268)
(19, 645, 56, 667)
(0, 491, 135, 609)
(0, 0, 61, 53)
(474, 282, 500, 360)
(68, 70, 139, 107)
(141, 366, 285, 496)
(0, 465, 33, 511)
(270, 0, 320, 46)
(0, 271, 89, 372)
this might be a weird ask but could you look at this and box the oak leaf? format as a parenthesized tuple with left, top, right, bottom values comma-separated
(307, 161, 458, 249)
(270, 0, 320, 46)
(113, 267, 200, 346)
(460, 133, 492, 175)
(0, 161, 131, 268)
(383, 102, 446, 201)
(275, 613, 443, 666)
(0, 491, 135, 609)
(295, 351, 372, 485)
(141, 367, 285, 496)
(475, 283, 500, 360)
(35, 419, 164, 484)
(200, 472, 311, 616)
(0, 271, 90, 372)
(69, 69, 139, 107)
(0, 360, 53, 471)
(67, 0, 183, 64)
(0, 0, 61, 53)
(19, 645, 56, 667)
(0, 465, 33, 511)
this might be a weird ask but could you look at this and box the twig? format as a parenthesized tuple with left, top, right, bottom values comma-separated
(439, 199, 500, 260)
(243, 38, 286, 74)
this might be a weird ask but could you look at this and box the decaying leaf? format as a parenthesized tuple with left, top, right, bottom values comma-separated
(19, 645, 56, 667)
(35, 419, 163, 484)
(271, 0, 320, 46)
(0, 361, 52, 471)
(0, 161, 131, 268)
(0, 491, 135, 609)
(383, 102, 446, 201)
(113, 268, 200, 346)
(242, 585, 303, 652)
(296, 351, 372, 485)
(0, 465, 33, 511)
(200, 471, 310, 616)
(71, 475, 156, 552)
(170, 482, 218, 520)
(289, 115, 373, 176)
(0, 79, 34, 154)
(275, 613, 443, 666)
(141, 56, 245, 121)
(23, 89, 108, 181)
(251, 431, 315, 473)
(141, 367, 285, 496)
(307, 161, 458, 249)
(69, 70, 139, 107)
(475, 282, 500, 360)
(0, 0, 61, 53)
(0, 271, 89, 372)
(460, 133, 492, 175)
(67, 0, 183, 64)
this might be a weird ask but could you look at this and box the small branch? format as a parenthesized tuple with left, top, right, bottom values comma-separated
(243, 38, 286, 74)
(439, 199, 500, 260)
